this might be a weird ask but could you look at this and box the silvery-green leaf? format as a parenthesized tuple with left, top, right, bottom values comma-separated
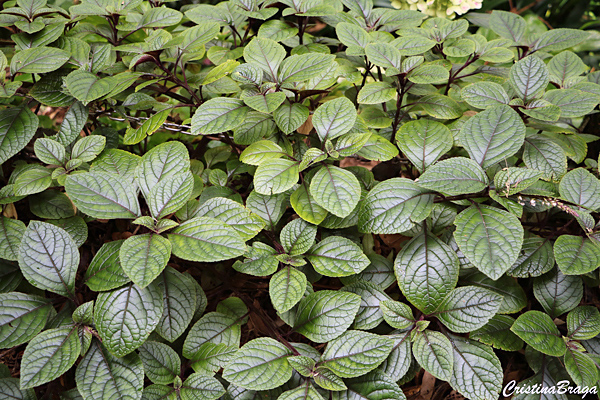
(119, 234, 171, 289)
(567, 306, 600, 341)
(558, 167, 600, 210)
(222, 338, 293, 390)
(396, 119, 453, 173)
(310, 165, 361, 218)
(459, 104, 526, 169)
(243, 37, 285, 80)
(357, 82, 396, 104)
(65, 172, 140, 219)
(0, 216, 25, 261)
(554, 235, 600, 275)
(71, 135, 106, 162)
(64, 70, 114, 106)
(320, 330, 393, 378)
(395, 231, 459, 314)
(533, 268, 583, 318)
(240, 140, 285, 166)
(167, 216, 246, 262)
(453, 204, 524, 280)
(138, 341, 181, 385)
(191, 97, 248, 135)
(447, 336, 503, 400)
(417, 157, 488, 195)
(461, 82, 510, 109)
(306, 236, 369, 277)
(183, 311, 242, 361)
(279, 53, 335, 83)
(412, 330, 453, 381)
(0, 292, 52, 348)
(270, 267, 307, 314)
(489, 10, 525, 42)
(532, 28, 590, 52)
(341, 281, 390, 330)
(34, 138, 66, 166)
(471, 315, 524, 351)
(10, 46, 70, 75)
(293, 290, 360, 343)
(94, 283, 163, 357)
(254, 158, 299, 195)
(232, 242, 278, 276)
(0, 106, 39, 166)
(76, 340, 144, 400)
(564, 348, 598, 388)
(18, 221, 78, 298)
(180, 373, 225, 400)
(273, 103, 309, 134)
(544, 89, 600, 118)
(434, 286, 503, 333)
(148, 172, 194, 219)
(20, 326, 80, 389)
(84, 240, 130, 292)
(135, 141, 190, 199)
(462, 272, 526, 314)
(90, 149, 140, 185)
(280, 218, 317, 256)
(511, 310, 566, 357)
(312, 97, 357, 142)
(509, 56, 549, 102)
(507, 237, 554, 278)
(358, 178, 434, 234)
(0, 378, 36, 400)
(523, 136, 567, 182)
(331, 370, 406, 400)
(194, 197, 265, 241)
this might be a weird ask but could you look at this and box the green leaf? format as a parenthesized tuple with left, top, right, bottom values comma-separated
(313, 97, 357, 142)
(494, 167, 543, 197)
(567, 306, 600, 341)
(358, 178, 434, 234)
(89, 149, 137, 184)
(417, 157, 488, 195)
(447, 336, 503, 400)
(471, 315, 524, 351)
(434, 286, 503, 333)
(65, 172, 140, 219)
(290, 183, 328, 225)
(195, 197, 265, 241)
(138, 341, 180, 385)
(489, 10, 526, 42)
(337, 22, 370, 49)
(293, 290, 361, 343)
(119, 234, 171, 289)
(10, 47, 70, 74)
(279, 383, 325, 400)
(408, 64, 449, 84)
(340, 281, 390, 330)
(191, 98, 248, 135)
(461, 82, 510, 109)
(532, 28, 590, 52)
(0, 106, 39, 166)
(380, 300, 414, 330)
(523, 136, 567, 182)
(20, 326, 80, 389)
(94, 283, 163, 357)
(357, 82, 396, 105)
(14, 168, 52, 196)
(76, 340, 144, 400)
(222, 338, 292, 390)
(459, 104, 526, 169)
(254, 158, 299, 195)
(310, 165, 360, 218)
(306, 236, 369, 277)
(135, 141, 190, 199)
(416, 93, 462, 120)
(64, 70, 114, 106)
(183, 311, 241, 364)
(392, 35, 436, 56)
(270, 267, 307, 314)
(84, 240, 130, 292)
(167, 216, 246, 262)
(463, 272, 527, 314)
(34, 138, 66, 166)
(509, 56, 549, 102)
(280, 218, 317, 256)
(521, 99, 562, 122)
(243, 37, 285, 80)
(242, 92, 286, 114)
(554, 235, 600, 275)
(155, 268, 197, 342)
(0, 216, 25, 261)
(453, 204, 524, 280)
(71, 135, 106, 162)
(395, 231, 459, 314)
(274, 103, 309, 134)
(564, 348, 599, 388)
(320, 330, 393, 378)
(396, 119, 452, 173)
(180, 373, 225, 400)
(18, 221, 78, 298)
(240, 140, 285, 166)
(533, 268, 583, 318)
(148, 172, 194, 220)
(123, 108, 171, 145)
(28, 190, 76, 220)
(365, 42, 401, 69)
(412, 330, 453, 381)
(544, 89, 600, 118)
(0, 292, 52, 349)
(560, 168, 600, 211)
(279, 53, 335, 83)
(507, 237, 554, 278)
(233, 242, 278, 276)
(135, 6, 181, 28)
(511, 311, 566, 357)
(356, 134, 399, 161)
(332, 370, 406, 400)
(0, 378, 37, 400)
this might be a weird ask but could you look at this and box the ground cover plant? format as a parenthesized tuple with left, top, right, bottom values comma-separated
(1, 0, 600, 399)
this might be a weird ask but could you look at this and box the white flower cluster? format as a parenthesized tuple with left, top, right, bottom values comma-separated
(391, 0, 483, 19)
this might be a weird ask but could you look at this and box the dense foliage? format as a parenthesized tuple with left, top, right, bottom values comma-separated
(1, 0, 600, 399)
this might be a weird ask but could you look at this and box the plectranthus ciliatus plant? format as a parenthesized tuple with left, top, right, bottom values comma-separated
(0, 0, 599, 399)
